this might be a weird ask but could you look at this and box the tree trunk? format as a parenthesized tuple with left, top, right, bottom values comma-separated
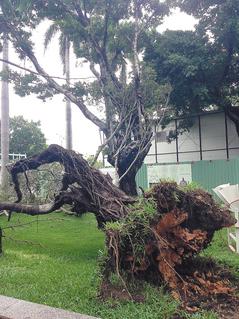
(118, 161, 142, 197)
(0, 35, 9, 193)
(119, 170, 138, 196)
(65, 37, 72, 150)
(225, 105, 239, 136)
(107, 136, 152, 196)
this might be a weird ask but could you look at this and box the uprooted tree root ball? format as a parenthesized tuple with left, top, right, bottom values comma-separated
(0, 145, 237, 311)
(104, 182, 237, 307)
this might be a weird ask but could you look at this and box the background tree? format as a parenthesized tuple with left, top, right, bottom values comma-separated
(85, 154, 103, 169)
(44, 23, 72, 150)
(0, 116, 47, 157)
(0, 0, 169, 196)
(173, 0, 239, 132)
(144, 0, 239, 134)
(144, 30, 219, 130)
(0, 34, 9, 192)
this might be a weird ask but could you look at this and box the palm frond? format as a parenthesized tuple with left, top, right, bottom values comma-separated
(44, 23, 59, 51)
(17, 0, 32, 14)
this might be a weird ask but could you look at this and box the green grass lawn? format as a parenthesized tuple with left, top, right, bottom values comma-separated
(0, 212, 237, 319)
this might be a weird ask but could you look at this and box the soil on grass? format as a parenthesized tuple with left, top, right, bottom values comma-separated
(100, 260, 239, 318)
(99, 281, 145, 303)
(175, 259, 239, 318)
(104, 182, 239, 318)
(172, 292, 239, 319)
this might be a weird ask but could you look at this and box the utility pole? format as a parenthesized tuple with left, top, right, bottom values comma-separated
(0, 34, 10, 192)
(65, 37, 72, 150)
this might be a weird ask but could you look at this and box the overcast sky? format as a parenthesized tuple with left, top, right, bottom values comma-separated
(3, 9, 196, 156)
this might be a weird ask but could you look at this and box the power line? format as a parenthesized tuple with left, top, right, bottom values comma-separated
(0, 58, 96, 81)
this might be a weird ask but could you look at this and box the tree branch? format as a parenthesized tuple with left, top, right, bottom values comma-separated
(4, 21, 107, 132)
(0, 201, 60, 216)
(0, 58, 96, 81)
(57, 0, 122, 90)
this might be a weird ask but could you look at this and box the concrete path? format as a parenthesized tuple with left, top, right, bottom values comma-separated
(0, 295, 99, 319)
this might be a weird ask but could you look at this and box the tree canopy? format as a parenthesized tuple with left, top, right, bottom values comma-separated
(0, 0, 170, 195)
(0, 116, 47, 157)
(144, 0, 239, 132)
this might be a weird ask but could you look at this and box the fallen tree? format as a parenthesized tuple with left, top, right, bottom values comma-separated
(0, 144, 237, 308)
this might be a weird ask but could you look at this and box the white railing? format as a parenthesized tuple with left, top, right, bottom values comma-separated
(0, 153, 27, 163)
(213, 184, 239, 254)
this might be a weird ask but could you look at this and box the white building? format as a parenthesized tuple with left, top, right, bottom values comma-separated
(145, 110, 239, 164)
(102, 111, 239, 188)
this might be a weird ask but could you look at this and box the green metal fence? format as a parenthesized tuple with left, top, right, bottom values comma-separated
(136, 164, 148, 191)
(137, 159, 239, 193)
(191, 158, 239, 192)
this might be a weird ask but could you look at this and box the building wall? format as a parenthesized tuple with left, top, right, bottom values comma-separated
(145, 112, 239, 164)
(192, 159, 239, 193)
(144, 159, 239, 194)
(147, 163, 192, 187)
(101, 159, 239, 194)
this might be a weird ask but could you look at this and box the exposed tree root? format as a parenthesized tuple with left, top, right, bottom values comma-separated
(0, 146, 237, 310)
(105, 182, 236, 307)
(0, 145, 134, 227)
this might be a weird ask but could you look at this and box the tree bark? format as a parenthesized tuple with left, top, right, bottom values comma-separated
(119, 170, 138, 197)
(107, 133, 152, 196)
(0, 145, 135, 227)
(0, 35, 9, 193)
(225, 105, 239, 136)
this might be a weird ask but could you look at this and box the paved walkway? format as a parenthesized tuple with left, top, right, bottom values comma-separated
(0, 295, 99, 319)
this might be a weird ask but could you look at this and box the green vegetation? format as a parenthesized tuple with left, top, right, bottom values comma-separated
(0, 213, 236, 319)
(0, 116, 47, 157)
(202, 228, 239, 276)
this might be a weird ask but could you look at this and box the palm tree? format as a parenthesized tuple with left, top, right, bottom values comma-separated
(0, 34, 10, 192)
(44, 24, 72, 150)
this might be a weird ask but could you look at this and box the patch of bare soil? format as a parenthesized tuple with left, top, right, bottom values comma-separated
(99, 281, 145, 303)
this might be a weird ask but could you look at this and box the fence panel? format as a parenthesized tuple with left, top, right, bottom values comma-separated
(191, 159, 239, 192)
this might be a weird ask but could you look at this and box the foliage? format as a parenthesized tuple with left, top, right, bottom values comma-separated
(144, 0, 239, 133)
(145, 31, 216, 117)
(85, 154, 104, 169)
(177, 0, 239, 109)
(0, 116, 47, 156)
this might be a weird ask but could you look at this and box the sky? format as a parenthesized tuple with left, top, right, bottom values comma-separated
(3, 8, 196, 156)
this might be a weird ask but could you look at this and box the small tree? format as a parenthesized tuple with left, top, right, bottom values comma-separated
(0, 116, 47, 157)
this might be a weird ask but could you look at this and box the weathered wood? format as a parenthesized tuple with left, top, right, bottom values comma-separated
(0, 145, 134, 227)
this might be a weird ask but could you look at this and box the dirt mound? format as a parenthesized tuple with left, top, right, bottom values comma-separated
(105, 182, 237, 309)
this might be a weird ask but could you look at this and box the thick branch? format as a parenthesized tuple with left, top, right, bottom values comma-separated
(27, 52, 106, 131)
(0, 58, 95, 81)
(0, 202, 59, 215)
(5, 23, 106, 132)
(6, 145, 135, 225)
